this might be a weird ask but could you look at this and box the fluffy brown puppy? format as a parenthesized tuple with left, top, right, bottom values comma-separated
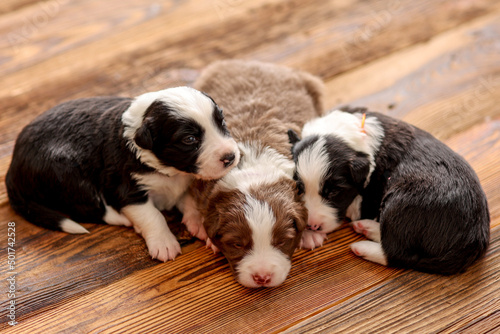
(181, 60, 324, 288)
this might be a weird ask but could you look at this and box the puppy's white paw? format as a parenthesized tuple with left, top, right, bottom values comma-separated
(182, 214, 207, 241)
(206, 238, 220, 254)
(299, 230, 327, 250)
(352, 219, 381, 242)
(145, 233, 182, 262)
(351, 240, 387, 266)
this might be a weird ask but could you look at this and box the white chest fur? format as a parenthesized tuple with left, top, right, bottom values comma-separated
(133, 172, 193, 211)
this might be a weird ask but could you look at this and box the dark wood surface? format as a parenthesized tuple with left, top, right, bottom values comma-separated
(0, 0, 499, 333)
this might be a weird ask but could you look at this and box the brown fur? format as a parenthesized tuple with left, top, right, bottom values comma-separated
(187, 60, 324, 286)
(203, 177, 308, 276)
(195, 60, 324, 158)
(247, 178, 308, 258)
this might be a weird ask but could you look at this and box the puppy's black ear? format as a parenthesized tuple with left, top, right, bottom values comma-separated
(349, 152, 370, 189)
(288, 129, 301, 145)
(134, 120, 153, 150)
(134, 100, 166, 150)
(200, 91, 217, 105)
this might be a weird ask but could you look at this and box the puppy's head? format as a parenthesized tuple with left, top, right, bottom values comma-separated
(122, 87, 240, 179)
(289, 130, 370, 233)
(204, 178, 307, 288)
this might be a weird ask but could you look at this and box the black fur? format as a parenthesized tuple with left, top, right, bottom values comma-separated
(292, 108, 490, 275)
(135, 100, 205, 174)
(5, 95, 220, 231)
(292, 134, 369, 220)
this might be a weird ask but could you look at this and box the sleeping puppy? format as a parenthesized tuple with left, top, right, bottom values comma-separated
(289, 107, 490, 275)
(6, 87, 240, 262)
(186, 60, 324, 287)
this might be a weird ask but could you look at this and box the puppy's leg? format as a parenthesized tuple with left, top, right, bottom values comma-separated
(178, 193, 207, 240)
(351, 241, 388, 266)
(352, 219, 381, 242)
(103, 205, 132, 227)
(122, 200, 181, 261)
(206, 238, 220, 253)
(299, 230, 328, 250)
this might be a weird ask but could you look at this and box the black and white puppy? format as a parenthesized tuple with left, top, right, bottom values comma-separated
(6, 87, 240, 261)
(289, 107, 490, 274)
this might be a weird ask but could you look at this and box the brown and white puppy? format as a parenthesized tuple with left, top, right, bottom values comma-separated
(185, 60, 324, 288)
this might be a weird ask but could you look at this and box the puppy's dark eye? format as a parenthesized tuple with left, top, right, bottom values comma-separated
(293, 173, 305, 195)
(233, 242, 244, 249)
(182, 135, 199, 145)
(322, 182, 339, 198)
(297, 181, 305, 195)
(323, 184, 343, 199)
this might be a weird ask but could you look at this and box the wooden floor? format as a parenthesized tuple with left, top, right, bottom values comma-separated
(1, 0, 499, 333)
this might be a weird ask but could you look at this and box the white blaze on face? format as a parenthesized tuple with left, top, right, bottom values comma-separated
(297, 110, 384, 231)
(302, 110, 384, 180)
(296, 138, 339, 232)
(122, 86, 239, 179)
(236, 195, 291, 288)
(167, 89, 240, 180)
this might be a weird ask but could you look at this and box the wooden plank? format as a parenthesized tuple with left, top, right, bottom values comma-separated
(445, 119, 500, 226)
(1, 1, 500, 208)
(0, 0, 38, 16)
(323, 10, 500, 141)
(0, 205, 201, 328)
(4, 0, 498, 77)
(0, 223, 403, 333)
(282, 227, 500, 334)
(2, 0, 498, 107)
(0, 156, 11, 206)
(0, 0, 277, 76)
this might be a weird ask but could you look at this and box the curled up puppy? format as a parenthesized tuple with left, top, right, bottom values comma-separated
(186, 60, 324, 287)
(6, 87, 239, 262)
(289, 107, 490, 274)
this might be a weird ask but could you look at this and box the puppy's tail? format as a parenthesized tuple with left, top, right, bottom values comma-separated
(6, 184, 89, 234)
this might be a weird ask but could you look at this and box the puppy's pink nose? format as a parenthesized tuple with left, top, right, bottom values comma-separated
(307, 219, 322, 231)
(252, 273, 272, 286)
(221, 152, 236, 168)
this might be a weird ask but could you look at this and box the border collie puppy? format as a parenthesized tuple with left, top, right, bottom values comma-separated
(289, 107, 490, 274)
(6, 87, 240, 262)
(186, 60, 324, 287)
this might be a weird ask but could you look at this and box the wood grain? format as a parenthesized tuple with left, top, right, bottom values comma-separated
(2, 1, 500, 208)
(0, 0, 499, 333)
(323, 10, 500, 140)
(1, 225, 404, 333)
(283, 228, 500, 334)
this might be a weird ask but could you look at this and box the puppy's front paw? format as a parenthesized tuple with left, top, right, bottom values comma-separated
(145, 233, 182, 262)
(351, 241, 387, 266)
(299, 230, 327, 250)
(206, 238, 220, 254)
(352, 219, 381, 242)
(182, 214, 207, 241)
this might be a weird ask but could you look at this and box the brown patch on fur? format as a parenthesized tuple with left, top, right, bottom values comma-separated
(194, 60, 324, 158)
(202, 188, 252, 274)
(248, 177, 308, 257)
(188, 61, 324, 283)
